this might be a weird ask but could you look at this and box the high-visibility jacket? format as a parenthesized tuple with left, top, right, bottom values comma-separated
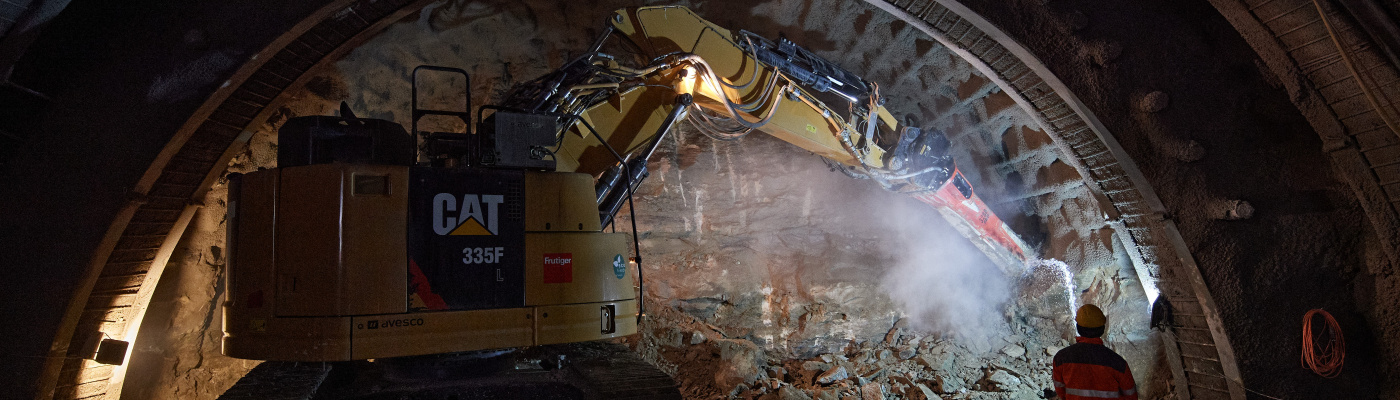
(1052, 337, 1138, 400)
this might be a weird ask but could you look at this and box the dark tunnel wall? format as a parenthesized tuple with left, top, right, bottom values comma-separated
(0, 1, 334, 397)
(0, 0, 1395, 398)
(957, 0, 1392, 397)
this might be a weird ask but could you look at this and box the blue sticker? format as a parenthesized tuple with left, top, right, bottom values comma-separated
(612, 254, 626, 279)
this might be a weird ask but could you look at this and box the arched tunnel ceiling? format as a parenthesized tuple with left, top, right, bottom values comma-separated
(0, 0, 1396, 399)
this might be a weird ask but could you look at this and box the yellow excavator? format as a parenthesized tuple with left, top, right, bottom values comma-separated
(222, 5, 1030, 364)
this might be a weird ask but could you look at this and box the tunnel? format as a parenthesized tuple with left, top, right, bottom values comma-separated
(1, 0, 1397, 399)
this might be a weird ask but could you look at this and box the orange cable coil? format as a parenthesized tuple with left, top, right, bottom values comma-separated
(1301, 308, 1345, 378)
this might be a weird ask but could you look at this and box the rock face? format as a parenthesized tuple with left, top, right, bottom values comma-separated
(120, 158, 261, 399)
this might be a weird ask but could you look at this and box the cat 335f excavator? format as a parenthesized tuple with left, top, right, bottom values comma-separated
(223, 5, 1031, 362)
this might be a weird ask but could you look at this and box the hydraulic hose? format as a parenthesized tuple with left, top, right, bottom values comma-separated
(677, 55, 783, 129)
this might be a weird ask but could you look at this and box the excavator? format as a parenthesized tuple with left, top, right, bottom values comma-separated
(223, 3, 1030, 377)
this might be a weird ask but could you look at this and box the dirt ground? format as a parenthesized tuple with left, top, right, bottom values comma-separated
(122, 1, 1190, 399)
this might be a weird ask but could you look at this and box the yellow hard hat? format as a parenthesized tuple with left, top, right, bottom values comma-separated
(1076, 304, 1106, 328)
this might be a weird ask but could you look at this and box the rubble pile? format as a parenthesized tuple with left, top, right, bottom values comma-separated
(628, 289, 1082, 400)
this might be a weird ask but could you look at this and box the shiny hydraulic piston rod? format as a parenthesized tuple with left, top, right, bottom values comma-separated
(595, 94, 693, 229)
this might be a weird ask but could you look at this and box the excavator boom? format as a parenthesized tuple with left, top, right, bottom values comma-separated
(538, 6, 1031, 274)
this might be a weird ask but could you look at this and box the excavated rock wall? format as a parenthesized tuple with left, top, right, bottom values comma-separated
(123, 1, 1159, 399)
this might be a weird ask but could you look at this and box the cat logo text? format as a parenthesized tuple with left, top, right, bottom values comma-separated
(431, 193, 503, 236)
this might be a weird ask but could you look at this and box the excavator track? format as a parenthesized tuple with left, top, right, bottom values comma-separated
(218, 342, 680, 400)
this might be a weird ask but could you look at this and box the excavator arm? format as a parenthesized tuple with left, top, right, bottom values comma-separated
(488, 6, 1031, 274)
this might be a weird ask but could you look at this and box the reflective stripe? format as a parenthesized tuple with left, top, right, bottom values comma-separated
(1064, 388, 1126, 398)
(1054, 381, 1066, 388)
(1122, 387, 1136, 396)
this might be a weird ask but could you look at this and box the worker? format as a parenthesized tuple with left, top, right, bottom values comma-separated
(1050, 304, 1138, 400)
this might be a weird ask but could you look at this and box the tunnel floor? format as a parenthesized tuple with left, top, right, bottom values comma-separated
(221, 342, 681, 400)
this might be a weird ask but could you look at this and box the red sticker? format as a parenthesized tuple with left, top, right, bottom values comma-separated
(543, 253, 573, 283)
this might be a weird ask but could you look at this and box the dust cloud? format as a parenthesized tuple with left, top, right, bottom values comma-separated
(872, 195, 1013, 341)
(760, 156, 1018, 343)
